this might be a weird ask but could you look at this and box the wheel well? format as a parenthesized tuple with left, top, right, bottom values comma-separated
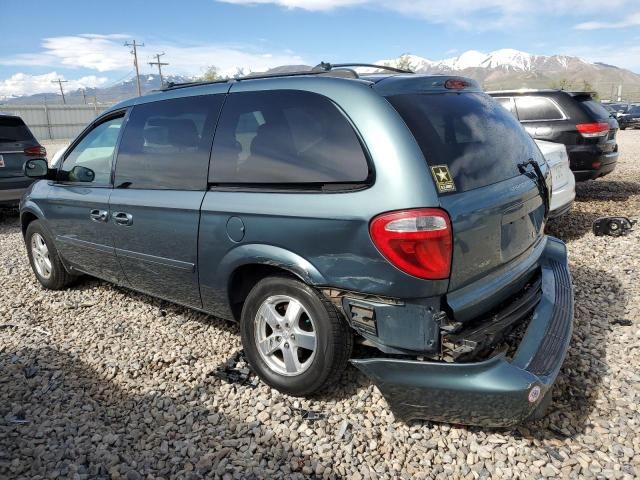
(21, 212, 38, 237)
(228, 264, 299, 321)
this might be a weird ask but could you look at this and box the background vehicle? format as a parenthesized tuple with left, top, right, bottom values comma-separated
(489, 90, 619, 181)
(19, 69, 573, 427)
(535, 140, 575, 218)
(617, 105, 640, 130)
(0, 113, 46, 207)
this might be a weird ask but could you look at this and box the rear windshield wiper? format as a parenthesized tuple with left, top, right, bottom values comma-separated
(519, 159, 550, 218)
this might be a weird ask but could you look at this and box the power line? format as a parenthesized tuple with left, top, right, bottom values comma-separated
(149, 52, 169, 86)
(124, 40, 145, 96)
(51, 78, 68, 104)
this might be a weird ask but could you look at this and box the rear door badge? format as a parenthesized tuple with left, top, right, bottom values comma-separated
(430, 165, 456, 193)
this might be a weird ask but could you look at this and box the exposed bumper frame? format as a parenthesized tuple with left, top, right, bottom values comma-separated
(351, 237, 573, 427)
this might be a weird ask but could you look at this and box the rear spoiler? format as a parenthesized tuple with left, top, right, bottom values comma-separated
(372, 75, 482, 96)
(566, 91, 597, 98)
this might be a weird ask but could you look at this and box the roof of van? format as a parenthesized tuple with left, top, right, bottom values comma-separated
(105, 71, 483, 114)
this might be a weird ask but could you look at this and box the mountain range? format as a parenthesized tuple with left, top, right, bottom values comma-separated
(2, 49, 639, 104)
(375, 49, 640, 98)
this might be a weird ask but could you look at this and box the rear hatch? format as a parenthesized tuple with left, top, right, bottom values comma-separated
(0, 116, 41, 178)
(573, 94, 618, 151)
(384, 89, 548, 321)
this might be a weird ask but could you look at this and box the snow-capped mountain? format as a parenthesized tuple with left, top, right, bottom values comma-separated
(375, 49, 640, 96)
(378, 49, 595, 72)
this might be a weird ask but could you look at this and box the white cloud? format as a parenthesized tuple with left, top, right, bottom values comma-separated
(0, 34, 306, 78)
(574, 12, 640, 30)
(221, 0, 366, 9)
(0, 72, 109, 98)
(0, 34, 132, 72)
(219, 0, 638, 29)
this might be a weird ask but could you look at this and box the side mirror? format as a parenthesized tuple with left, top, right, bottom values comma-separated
(23, 158, 49, 178)
(69, 165, 95, 183)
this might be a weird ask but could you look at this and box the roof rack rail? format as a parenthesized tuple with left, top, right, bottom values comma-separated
(313, 62, 414, 74)
(161, 61, 411, 91)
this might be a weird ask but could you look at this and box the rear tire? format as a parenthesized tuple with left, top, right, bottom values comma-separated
(25, 220, 76, 290)
(240, 276, 353, 396)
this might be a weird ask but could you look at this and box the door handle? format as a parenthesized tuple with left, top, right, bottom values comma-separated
(89, 209, 109, 223)
(113, 211, 133, 226)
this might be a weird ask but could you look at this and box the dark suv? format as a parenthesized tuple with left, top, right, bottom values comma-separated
(19, 67, 574, 426)
(618, 104, 640, 130)
(489, 90, 619, 181)
(0, 113, 46, 206)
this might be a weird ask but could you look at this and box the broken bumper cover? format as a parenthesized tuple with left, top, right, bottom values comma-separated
(352, 238, 574, 427)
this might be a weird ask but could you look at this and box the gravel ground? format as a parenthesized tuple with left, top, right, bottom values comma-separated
(1, 132, 639, 479)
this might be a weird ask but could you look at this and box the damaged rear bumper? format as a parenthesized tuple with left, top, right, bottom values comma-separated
(351, 237, 573, 427)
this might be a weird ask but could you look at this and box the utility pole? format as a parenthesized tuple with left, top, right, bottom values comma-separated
(80, 88, 87, 104)
(51, 79, 68, 104)
(149, 52, 169, 86)
(124, 40, 145, 96)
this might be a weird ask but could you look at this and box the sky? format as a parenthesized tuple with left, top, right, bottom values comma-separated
(1, 0, 639, 97)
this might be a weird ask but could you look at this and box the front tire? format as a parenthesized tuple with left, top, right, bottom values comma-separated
(25, 220, 76, 290)
(240, 276, 352, 396)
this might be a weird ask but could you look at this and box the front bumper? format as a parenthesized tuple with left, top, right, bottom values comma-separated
(352, 237, 574, 427)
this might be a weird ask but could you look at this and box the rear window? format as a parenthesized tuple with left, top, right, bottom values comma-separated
(577, 98, 611, 120)
(514, 96, 565, 121)
(0, 116, 35, 143)
(387, 93, 541, 193)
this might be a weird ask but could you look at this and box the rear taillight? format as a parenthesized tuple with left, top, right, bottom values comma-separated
(24, 146, 47, 157)
(370, 208, 452, 280)
(444, 79, 468, 89)
(576, 122, 609, 138)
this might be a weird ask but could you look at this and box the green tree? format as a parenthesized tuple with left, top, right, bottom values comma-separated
(200, 66, 222, 81)
(394, 54, 415, 72)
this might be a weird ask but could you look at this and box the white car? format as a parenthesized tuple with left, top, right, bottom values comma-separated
(535, 139, 575, 218)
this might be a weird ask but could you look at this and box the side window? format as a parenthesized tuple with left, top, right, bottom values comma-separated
(114, 94, 224, 190)
(210, 90, 370, 184)
(494, 97, 517, 117)
(514, 96, 565, 121)
(61, 115, 124, 185)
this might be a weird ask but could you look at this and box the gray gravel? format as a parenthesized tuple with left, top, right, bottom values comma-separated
(1, 132, 639, 479)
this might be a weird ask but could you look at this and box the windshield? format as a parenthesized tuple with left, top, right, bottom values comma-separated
(0, 116, 35, 143)
(386, 92, 542, 193)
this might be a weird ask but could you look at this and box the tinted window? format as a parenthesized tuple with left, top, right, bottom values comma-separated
(387, 93, 542, 193)
(0, 116, 34, 143)
(514, 96, 565, 121)
(115, 95, 223, 190)
(61, 115, 124, 185)
(577, 98, 611, 120)
(629, 106, 640, 115)
(210, 90, 369, 184)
